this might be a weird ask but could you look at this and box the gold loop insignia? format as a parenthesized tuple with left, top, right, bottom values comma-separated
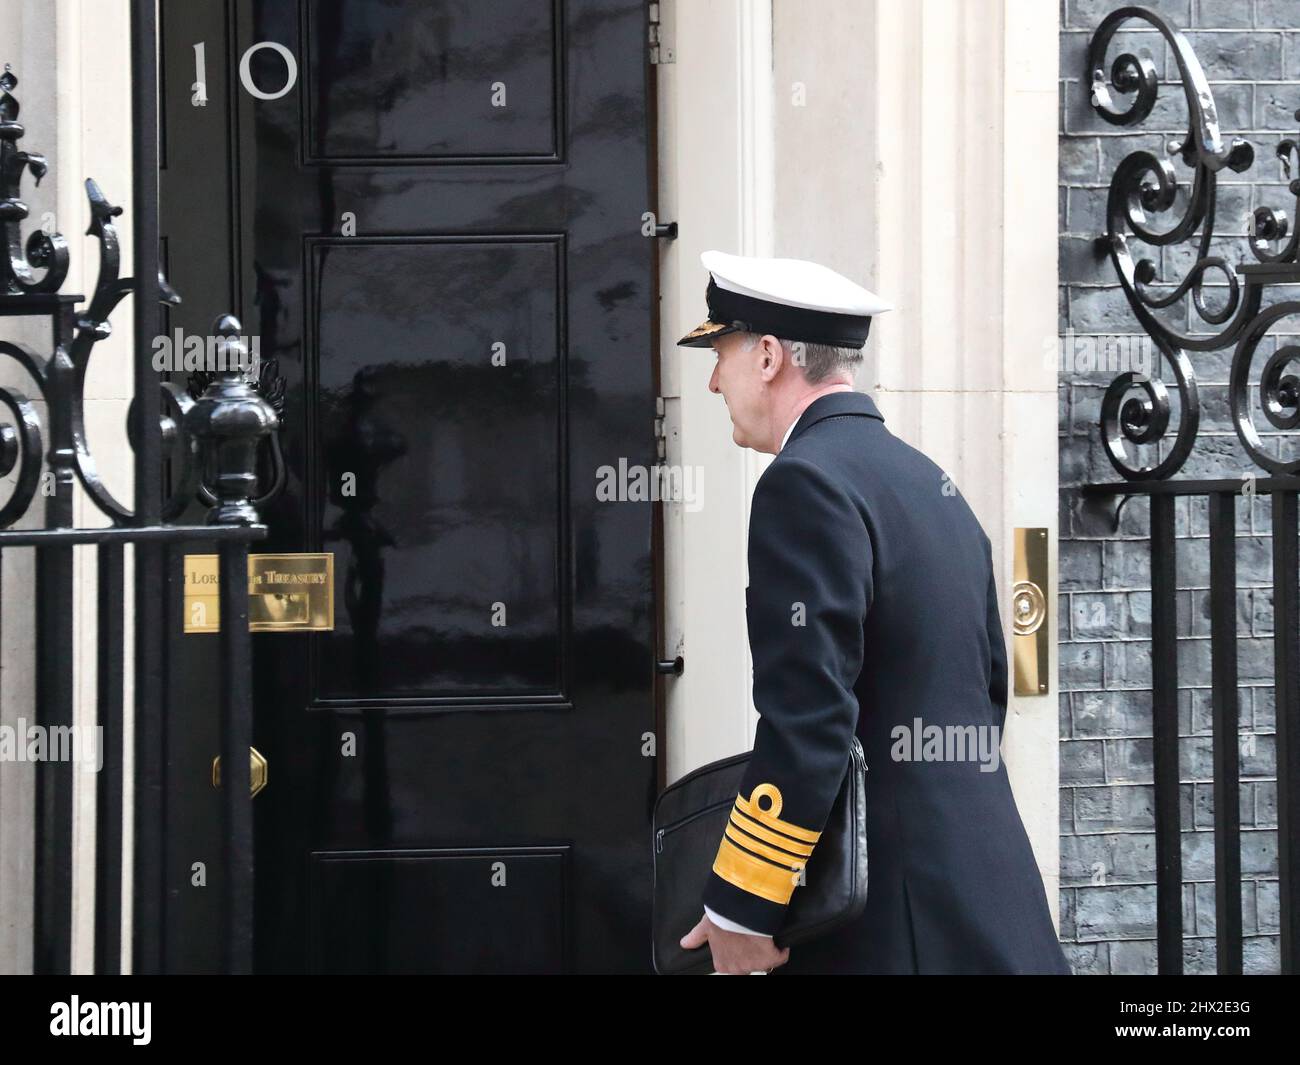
(748, 782, 783, 818)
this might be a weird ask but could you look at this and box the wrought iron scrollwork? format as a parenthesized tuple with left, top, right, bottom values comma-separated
(1088, 6, 1300, 479)
(0, 66, 281, 528)
(1, 65, 69, 296)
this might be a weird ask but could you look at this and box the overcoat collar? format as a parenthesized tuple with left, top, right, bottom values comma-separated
(784, 390, 885, 447)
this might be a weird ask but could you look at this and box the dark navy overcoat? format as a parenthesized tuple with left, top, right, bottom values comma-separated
(701, 390, 1070, 975)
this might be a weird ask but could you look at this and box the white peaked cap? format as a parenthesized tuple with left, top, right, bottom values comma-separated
(678, 250, 892, 347)
(703, 251, 893, 315)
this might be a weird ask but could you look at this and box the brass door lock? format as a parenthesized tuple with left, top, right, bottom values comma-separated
(212, 747, 268, 798)
(1012, 528, 1049, 696)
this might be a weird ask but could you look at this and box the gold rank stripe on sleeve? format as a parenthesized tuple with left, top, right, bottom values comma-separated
(712, 834, 804, 905)
(724, 821, 810, 867)
(728, 808, 815, 857)
(710, 783, 820, 905)
(733, 783, 822, 843)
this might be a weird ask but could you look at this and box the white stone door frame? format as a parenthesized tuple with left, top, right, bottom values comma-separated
(657, 0, 1062, 928)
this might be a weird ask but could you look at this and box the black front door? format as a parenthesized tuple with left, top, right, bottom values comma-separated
(160, 0, 656, 973)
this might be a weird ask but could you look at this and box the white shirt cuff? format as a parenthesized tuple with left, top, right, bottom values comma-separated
(704, 904, 770, 937)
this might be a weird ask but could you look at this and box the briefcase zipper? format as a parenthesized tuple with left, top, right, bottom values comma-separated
(655, 798, 734, 852)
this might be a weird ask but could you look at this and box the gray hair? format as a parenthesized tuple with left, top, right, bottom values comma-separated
(738, 332, 864, 385)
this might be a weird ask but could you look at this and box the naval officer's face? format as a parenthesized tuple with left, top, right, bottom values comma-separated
(707, 331, 782, 450)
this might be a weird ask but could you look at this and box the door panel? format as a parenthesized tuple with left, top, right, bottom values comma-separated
(160, 0, 656, 973)
(311, 236, 565, 699)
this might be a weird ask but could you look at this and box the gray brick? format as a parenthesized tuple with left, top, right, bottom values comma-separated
(1241, 780, 1260, 826)
(1256, 779, 1277, 826)
(1181, 827, 1278, 879)
(1189, 686, 1214, 734)
(1182, 829, 1214, 879)
(1063, 940, 1109, 973)
(1105, 736, 1154, 782)
(1237, 636, 1276, 682)
(1065, 188, 1109, 235)
(1253, 586, 1274, 635)
(1175, 433, 1253, 479)
(1128, 590, 1155, 637)
(1063, 831, 1160, 883)
(1149, 82, 1254, 133)
(1061, 784, 1076, 830)
(1238, 536, 1274, 584)
(1073, 687, 1155, 735)
(1059, 885, 1077, 939)
(1256, 879, 1280, 932)
(1244, 934, 1281, 973)
(1241, 732, 1277, 776)
(1060, 436, 1107, 486)
(1059, 136, 1100, 183)
(1074, 883, 1159, 939)
(1194, 381, 1234, 432)
(1261, 1, 1300, 30)
(1182, 935, 1217, 973)
(1186, 587, 1253, 636)
(1194, 0, 1255, 29)
(1191, 779, 1256, 830)
(1060, 234, 1110, 283)
(1165, 236, 1251, 283)
(1062, 737, 1107, 783)
(1105, 639, 1153, 688)
(1284, 31, 1300, 78)
(1071, 590, 1129, 637)
(1244, 828, 1280, 875)
(1105, 539, 1158, 588)
(1060, 538, 1104, 589)
(1069, 382, 1104, 433)
(1179, 536, 1212, 585)
(1187, 492, 1253, 536)
(1192, 880, 1217, 936)
(1108, 937, 1156, 973)
(1075, 782, 1155, 829)
(1070, 491, 1128, 536)
(1068, 283, 1153, 332)
(1182, 31, 1283, 80)
(1177, 637, 1212, 686)
(1065, 1, 1191, 34)
(1254, 684, 1276, 730)
(1256, 82, 1300, 130)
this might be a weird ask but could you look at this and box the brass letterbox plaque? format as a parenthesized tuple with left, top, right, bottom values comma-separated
(183, 553, 334, 633)
(1011, 528, 1049, 696)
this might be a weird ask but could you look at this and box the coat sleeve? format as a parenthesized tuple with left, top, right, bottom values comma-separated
(701, 456, 872, 936)
(984, 546, 1009, 731)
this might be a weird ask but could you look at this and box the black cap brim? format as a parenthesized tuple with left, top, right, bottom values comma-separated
(676, 318, 740, 347)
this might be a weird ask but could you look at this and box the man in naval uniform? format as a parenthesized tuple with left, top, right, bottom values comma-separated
(675, 251, 1070, 976)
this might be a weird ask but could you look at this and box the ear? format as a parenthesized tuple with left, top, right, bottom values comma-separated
(758, 334, 784, 381)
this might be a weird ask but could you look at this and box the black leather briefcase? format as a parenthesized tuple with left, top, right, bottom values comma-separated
(650, 735, 868, 974)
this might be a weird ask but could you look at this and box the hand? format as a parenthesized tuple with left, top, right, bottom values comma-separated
(680, 913, 791, 974)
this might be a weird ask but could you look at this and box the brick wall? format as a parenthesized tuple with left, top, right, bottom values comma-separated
(1058, 0, 1295, 973)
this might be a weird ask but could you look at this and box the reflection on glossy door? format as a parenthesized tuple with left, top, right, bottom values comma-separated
(160, 0, 656, 973)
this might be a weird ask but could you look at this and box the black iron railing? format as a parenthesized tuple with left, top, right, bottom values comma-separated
(0, 1, 276, 974)
(1084, 7, 1300, 974)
